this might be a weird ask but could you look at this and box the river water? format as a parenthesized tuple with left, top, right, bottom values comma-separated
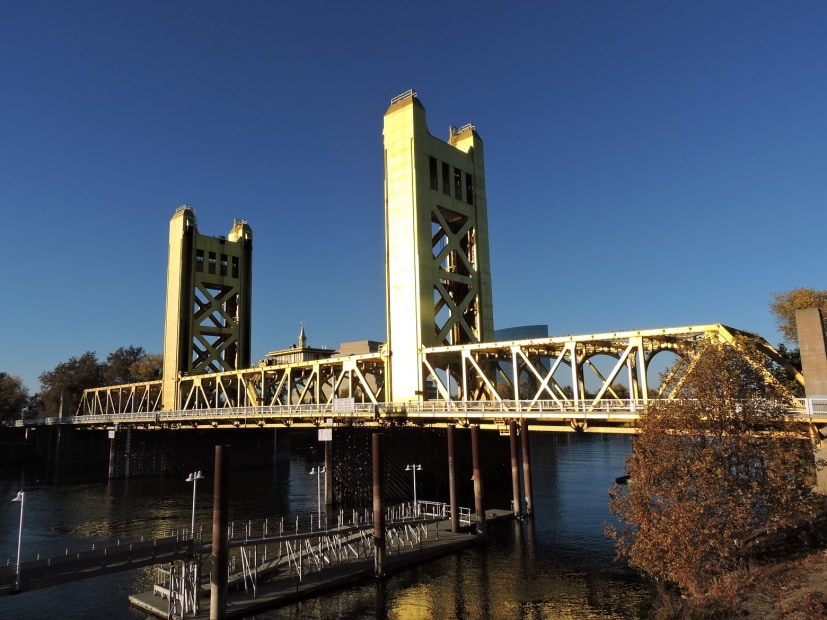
(0, 433, 655, 619)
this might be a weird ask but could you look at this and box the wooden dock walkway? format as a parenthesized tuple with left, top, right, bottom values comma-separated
(129, 509, 513, 619)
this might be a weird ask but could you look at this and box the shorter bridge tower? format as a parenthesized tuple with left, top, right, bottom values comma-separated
(162, 206, 253, 410)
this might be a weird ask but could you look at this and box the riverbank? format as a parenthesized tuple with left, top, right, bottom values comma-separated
(655, 548, 827, 619)
(736, 549, 827, 618)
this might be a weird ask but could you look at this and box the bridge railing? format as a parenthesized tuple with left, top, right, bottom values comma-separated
(2, 500, 472, 594)
(8, 398, 827, 428)
(795, 398, 827, 418)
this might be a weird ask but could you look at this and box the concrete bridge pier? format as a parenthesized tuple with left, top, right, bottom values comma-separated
(272, 427, 291, 481)
(106, 427, 132, 479)
(51, 426, 61, 474)
(796, 308, 827, 493)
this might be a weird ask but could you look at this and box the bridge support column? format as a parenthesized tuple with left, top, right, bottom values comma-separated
(813, 441, 827, 494)
(210, 445, 229, 620)
(272, 427, 278, 473)
(272, 427, 291, 481)
(447, 424, 458, 533)
(108, 430, 116, 479)
(471, 425, 486, 537)
(325, 437, 333, 506)
(796, 308, 827, 493)
(521, 418, 534, 516)
(50, 426, 61, 474)
(124, 427, 132, 479)
(372, 433, 385, 578)
(509, 420, 521, 518)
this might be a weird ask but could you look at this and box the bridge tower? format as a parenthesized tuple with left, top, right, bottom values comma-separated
(383, 90, 495, 401)
(162, 206, 253, 410)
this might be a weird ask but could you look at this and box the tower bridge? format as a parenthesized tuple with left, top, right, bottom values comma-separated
(6, 91, 827, 604)
(58, 322, 824, 434)
(14, 90, 826, 436)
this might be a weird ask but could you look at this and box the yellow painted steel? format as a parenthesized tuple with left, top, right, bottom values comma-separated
(62, 94, 819, 434)
(384, 90, 494, 402)
(70, 323, 822, 434)
(162, 206, 252, 410)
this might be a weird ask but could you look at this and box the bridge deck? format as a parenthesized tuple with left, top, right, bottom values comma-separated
(11, 398, 827, 434)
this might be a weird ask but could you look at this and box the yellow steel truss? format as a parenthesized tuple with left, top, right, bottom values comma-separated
(420, 324, 803, 411)
(74, 324, 807, 432)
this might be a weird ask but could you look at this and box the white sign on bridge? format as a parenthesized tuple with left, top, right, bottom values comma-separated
(318, 428, 333, 442)
(332, 397, 355, 413)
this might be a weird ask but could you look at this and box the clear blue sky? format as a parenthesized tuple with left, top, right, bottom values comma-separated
(2, 2, 825, 393)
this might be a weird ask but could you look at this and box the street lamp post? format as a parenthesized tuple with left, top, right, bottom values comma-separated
(186, 471, 204, 540)
(309, 465, 326, 528)
(12, 491, 24, 592)
(405, 464, 422, 515)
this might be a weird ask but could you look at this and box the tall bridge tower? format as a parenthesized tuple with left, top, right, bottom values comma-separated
(162, 206, 253, 410)
(383, 90, 495, 401)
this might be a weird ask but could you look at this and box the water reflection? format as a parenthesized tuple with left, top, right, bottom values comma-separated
(0, 433, 655, 619)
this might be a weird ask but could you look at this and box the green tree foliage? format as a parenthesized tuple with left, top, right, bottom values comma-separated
(23, 393, 43, 420)
(104, 346, 161, 384)
(130, 352, 163, 381)
(36, 347, 163, 416)
(607, 337, 819, 594)
(769, 288, 827, 344)
(0, 372, 29, 421)
(38, 351, 104, 416)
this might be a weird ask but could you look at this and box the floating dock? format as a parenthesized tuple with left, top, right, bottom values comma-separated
(130, 510, 513, 619)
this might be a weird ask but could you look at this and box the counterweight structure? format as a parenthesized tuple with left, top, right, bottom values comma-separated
(384, 90, 495, 401)
(162, 206, 253, 410)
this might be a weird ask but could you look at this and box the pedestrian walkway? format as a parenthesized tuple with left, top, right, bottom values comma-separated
(129, 510, 512, 619)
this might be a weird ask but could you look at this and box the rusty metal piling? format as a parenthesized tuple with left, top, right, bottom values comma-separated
(521, 419, 534, 516)
(509, 420, 521, 517)
(447, 424, 458, 533)
(471, 425, 486, 537)
(372, 433, 385, 578)
(210, 445, 229, 619)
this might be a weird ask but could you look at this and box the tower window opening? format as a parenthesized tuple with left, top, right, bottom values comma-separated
(220, 254, 228, 277)
(195, 249, 204, 273)
(453, 168, 462, 200)
(465, 173, 474, 205)
(442, 163, 450, 196)
(208, 251, 216, 275)
(232, 256, 239, 279)
(429, 156, 439, 191)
